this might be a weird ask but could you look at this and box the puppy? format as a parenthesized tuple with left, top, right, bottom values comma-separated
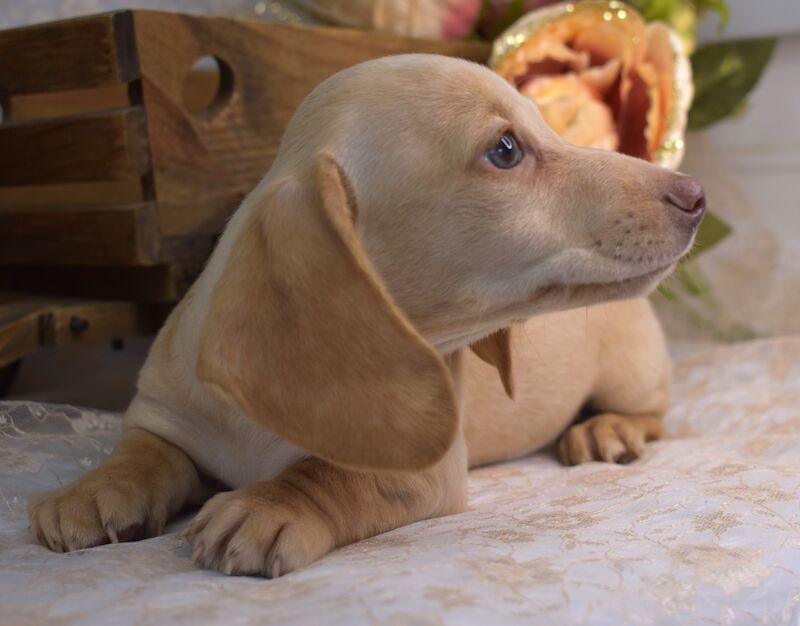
(29, 54, 705, 577)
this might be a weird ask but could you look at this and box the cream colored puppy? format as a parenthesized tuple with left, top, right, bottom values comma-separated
(29, 55, 705, 576)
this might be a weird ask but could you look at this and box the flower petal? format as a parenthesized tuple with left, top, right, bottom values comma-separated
(523, 74, 618, 150)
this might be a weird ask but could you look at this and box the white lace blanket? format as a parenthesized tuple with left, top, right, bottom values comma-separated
(2, 337, 800, 625)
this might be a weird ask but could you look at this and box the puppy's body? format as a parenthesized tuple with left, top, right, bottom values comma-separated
(29, 55, 702, 575)
(130, 295, 667, 489)
(465, 298, 668, 467)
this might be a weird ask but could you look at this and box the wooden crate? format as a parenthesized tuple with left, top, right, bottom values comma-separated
(0, 10, 490, 296)
(0, 11, 489, 367)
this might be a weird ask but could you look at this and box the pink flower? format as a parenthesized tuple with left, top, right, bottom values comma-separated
(441, 0, 483, 39)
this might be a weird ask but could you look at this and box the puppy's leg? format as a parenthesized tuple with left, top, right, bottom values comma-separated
(558, 299, 670, 466)
(183, 436, 467, 577)
(29, 429, 205, 551)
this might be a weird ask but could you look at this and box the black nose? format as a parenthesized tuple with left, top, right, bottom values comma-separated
(664, 176, 706, 216)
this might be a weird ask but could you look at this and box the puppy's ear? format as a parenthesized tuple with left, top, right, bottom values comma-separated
(197, 153, 457, 471)
(470, 328, 515, 399)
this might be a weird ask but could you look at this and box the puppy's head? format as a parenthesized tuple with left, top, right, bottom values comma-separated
(197, 55, 704, 471)
(301, 55, 704, 351)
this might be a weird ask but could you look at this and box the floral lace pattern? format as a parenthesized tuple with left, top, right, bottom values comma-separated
(2, 337, 800, 625)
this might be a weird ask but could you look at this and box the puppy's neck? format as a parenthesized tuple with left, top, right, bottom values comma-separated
(427, 324, 509, 357)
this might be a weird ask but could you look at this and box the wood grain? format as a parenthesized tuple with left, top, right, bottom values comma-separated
(6, 84, 130, 122)
(0, 203, 159, 266)
(0, 11, 137, 97)
(0, 180, 144, 208)
(0, 266, 186, 303)
(0, 107, 150, 186)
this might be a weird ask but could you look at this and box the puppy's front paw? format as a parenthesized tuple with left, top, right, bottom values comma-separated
(558, 414, 663, 465)
(29, 473, 166, 552)
(183, 482, 335, 577)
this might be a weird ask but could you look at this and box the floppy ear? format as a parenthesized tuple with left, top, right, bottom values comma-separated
(197, 153, 458, 471)
(470, 328, 515, 399)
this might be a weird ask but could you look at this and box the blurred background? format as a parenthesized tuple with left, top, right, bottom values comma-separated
(2, 0, 798, 409)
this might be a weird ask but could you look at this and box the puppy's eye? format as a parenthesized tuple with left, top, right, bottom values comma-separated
(487, 132, 523, 169)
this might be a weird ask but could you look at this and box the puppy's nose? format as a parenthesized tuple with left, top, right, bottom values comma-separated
(664, 176, 706, 216)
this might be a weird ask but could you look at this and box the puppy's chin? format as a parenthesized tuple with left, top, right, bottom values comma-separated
(515, 262, 675, 317)
(565, 262, 676, 303)
(422, 264, 674, 355)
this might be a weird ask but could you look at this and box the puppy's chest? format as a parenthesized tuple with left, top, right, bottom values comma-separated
(197, 410, 309, 488)
(127, 395, 307, 489)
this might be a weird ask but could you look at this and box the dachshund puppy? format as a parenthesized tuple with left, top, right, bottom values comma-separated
(29, 54, 705, 577)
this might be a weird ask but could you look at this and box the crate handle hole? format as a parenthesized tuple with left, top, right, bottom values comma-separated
(182, 55, 234, 115)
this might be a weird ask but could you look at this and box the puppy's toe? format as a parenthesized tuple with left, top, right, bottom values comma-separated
(558, 425, 594, 465)
(264, 515, 334, 577)
(558, 414, 663, 466)
(28, 492, 70, 552)
(611, 420, 646, 461)
(592, 419, 630, 463)
(186, 484, 335, 577)
(30, 487, 107, 552)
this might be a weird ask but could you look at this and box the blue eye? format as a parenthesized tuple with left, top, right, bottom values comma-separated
(487, 132, 523, 169)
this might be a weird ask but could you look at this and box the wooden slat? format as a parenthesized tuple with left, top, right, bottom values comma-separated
(42, 300, 168, 346)
(0, 107, 150, 186)
(0, 293, 170, 368)
(0, 300, 41, 368)
(0, 11, 138, 97)
(132, 12, 491, 236)
(0, 203, 159, 266)
(0, 266, 186, 303)
(5, 84, 130, 122)
(0, 180, 144, 208)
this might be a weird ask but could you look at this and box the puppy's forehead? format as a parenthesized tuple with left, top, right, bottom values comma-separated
(337, 55, 522, 148)
(352, 55, 518, 117)
(281, 55, 531, 170)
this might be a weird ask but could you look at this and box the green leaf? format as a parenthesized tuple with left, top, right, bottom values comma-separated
(689, 38, 777, 129)
(677, 264, 709, 296)
(626, 0, 678, 21)
(666, 211, 732, 301)
(646, 0, 680, 21)
(657, 283, 679, 301)
(690, 210, 732, 257)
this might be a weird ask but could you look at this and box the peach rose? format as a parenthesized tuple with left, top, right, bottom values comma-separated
(490, 0, 692, 168)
